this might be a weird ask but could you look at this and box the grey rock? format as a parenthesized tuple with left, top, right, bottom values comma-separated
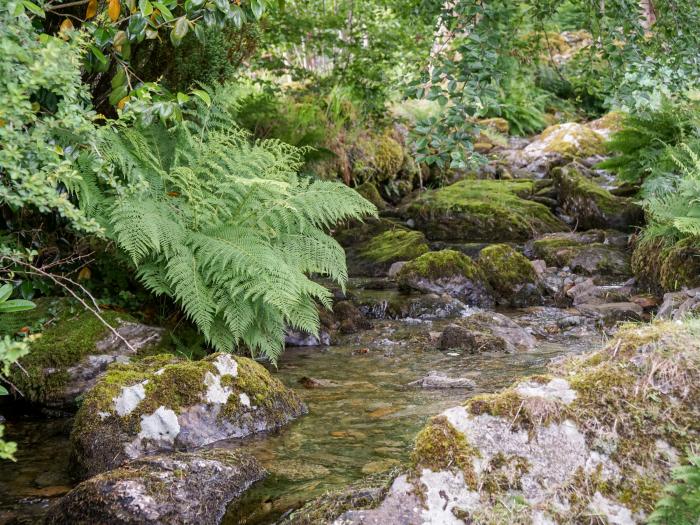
(46, 449, 265, 525)
(577, 302, 643, 325)
(657, 287, 700, 320)
(438, 312, 536, 353)
(408, 371, 475, 389)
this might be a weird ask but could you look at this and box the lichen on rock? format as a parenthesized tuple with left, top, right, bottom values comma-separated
(396, 250, 494, 307)
(404, 179, 567, 242)
(523, 122, 606, 159)
(70, 352, 307, 478)
(334, 320, 700, 524)
(45, 449, 265, 525)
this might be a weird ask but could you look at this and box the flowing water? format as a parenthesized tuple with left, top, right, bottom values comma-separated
(0, 305, 599, 525)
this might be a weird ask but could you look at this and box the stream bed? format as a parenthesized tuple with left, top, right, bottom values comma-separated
(0, 313, 598, 525)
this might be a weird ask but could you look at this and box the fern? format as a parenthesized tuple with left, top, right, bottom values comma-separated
(91, 85, 376, 362)
(648, 454, 700, 525)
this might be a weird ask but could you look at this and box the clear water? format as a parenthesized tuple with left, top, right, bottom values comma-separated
(0, 315, 598, 525)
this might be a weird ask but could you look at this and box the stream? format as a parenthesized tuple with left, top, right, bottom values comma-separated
(0, 285, 599, 524)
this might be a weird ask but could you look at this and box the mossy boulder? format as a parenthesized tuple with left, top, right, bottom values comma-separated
(350, 132, 405, 184)
(4, 298, 164, 409)
(356, 229, 429, 276)
(46, 449, 265, 525)
(529, 231, 631, 278)
(336, 320, 700, 524)
(523, 122, 606, 159)
(396, 250, 494, 307)
(354, 182, 387, 210)
(632, 237, 700, 293)
(553, 164, 643, 231)
(437, 312, 536, 353)
(477, 244, 542, 306)
(70, 352, 306, 478)
(404, 179, 567, 242)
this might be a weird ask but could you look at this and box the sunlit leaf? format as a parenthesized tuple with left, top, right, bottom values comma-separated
(85, 0, 98, 18)
(108, 0, 121, 21)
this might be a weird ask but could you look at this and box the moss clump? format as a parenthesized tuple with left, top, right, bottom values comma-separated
(553, 164, 643, 230)
(412, 416, 479, 488)
(478, 117, 510, 134)
(373, 135, 404, 180)
(406, 179, 566, 241)
(360, 229, 429, 264)
(396, 249, 483, 285)
(530, 233, 630, 276)
(354, 182, 387, 210)
(478, 244, 536, 296)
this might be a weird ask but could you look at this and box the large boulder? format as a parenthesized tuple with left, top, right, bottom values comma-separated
(403, 179, 566, 242)
(437, 312, 536, 353)
(355, 229, 429, 277)
(527, 230, 631, 278)
(477, 244, 542, 306)
(553, 164, 643, 231)
(46, 449, 264, 525)
(523, 122, 606, 159)
(70, 353, 306, 478)
(396, 250, 494, 308)
(5, 298, 164, 409)
(631, 236, 700, 293)
(334, 320, 700, 524)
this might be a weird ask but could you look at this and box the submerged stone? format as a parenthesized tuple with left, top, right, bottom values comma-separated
(403, 179, 566, 242)
(437, 312, 536, 353)
(396, 250, 494, 308)
(45, 449, 265, 525)
(408, 371, 476, 389)
(70, 353, 307, 478)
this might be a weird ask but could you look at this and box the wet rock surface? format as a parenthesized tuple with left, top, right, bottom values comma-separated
(45, 449, 265, 525)
(437, 312, 536, 353)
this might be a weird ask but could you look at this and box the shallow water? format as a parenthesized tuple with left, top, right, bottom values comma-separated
(0, 314, 598, 525)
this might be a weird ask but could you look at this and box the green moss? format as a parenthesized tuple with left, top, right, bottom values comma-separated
(396, 249, 484, 286)
(478, 244, 536, 296)
(354, 182, 387, 210)
(632, 236, 700, 292)
(406, 179, 566, 241)
(412, 416, 479, 488)
(373, 135, 404, 181)
(537, 123, 605, 157)
(360, 229, 429, 264)
(5, 298, 156, 403)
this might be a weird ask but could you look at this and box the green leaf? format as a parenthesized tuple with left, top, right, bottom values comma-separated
(191, 89, 211, 106)
(170, 17, 188, 46)
(249, 0, 264, 19)
(229, 4, 243, 27)
(108, 84, 128, 106)
(89, 44, 107, 64)
(21, 0, 45, 17)
(0, 299, 36, 313)
(0, 385, 8, 396)
(176, 92, 190, 104)
(0, 284, 12, 304)
(139, 0, 153, 16)
(153, 1, 173, 20)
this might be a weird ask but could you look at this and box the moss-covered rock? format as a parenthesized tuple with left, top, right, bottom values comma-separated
(4, 298, 164, 409)
(349, 132, 405, 185)
(529, 231, 631, 277)
(478, 117, 510, 135)
(354, 182, 387, 210)
(553, 164, 643, 231)
(437, 312, 536, 353)
(335, 320, 700, 524)
(477, 244, 541, 306)
(523, 122, 606, 159)
(632, 236, 700, 293)
(360, 229, 428, 265)
(70, 352, 307, 478)
(404, 179, 567, 242)
(46, 449, 265, 525)
(396, 250, 494, 307)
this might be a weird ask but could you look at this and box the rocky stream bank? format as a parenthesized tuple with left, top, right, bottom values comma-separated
(1, 116, 698, 525)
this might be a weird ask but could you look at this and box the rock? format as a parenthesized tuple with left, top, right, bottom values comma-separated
(46, 449, 265, 525)
(298, 376, 340, 389)
(7, 298, 164, 409)
(387, 261, 406, 279)
(354, 182, 387, 210)
(336, 320, 700, 524)
(403, 179, 566, 242)
(524, 122, 606, 159)
(396, 250, 494, 308)
(566, 278, 635, 306)
(319, 300, 371, 336)
(553, 164, 643, 231)
(438, 312, 536, 353)
(577, 302, 643, 325)
(631, 237, 700, 293)
(375, 293, 470, 320)
(70, 353, 307, 478)
(408, 371, 476, 389)
(656, 287, 700, 320)
(528, 230, 631, 278)
(285, 329, 330, 347)
(477, 244, 543, 306)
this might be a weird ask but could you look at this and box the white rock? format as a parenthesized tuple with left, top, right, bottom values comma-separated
(113, 380, 148, 416)
(239, 393, 251, 407)
(516, 378, 577, 405)
(213, 354, 238, 377)
(589, 492, 635, 525)
(203, 371, 233, 404)
(125, 406, 181, 459)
